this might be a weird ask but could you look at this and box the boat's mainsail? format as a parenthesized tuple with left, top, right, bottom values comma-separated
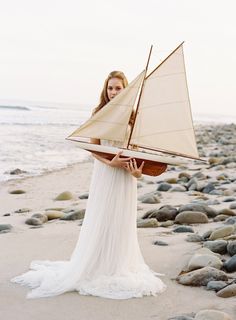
(130, 44, 199, 159)
(68, 70, 145, 142)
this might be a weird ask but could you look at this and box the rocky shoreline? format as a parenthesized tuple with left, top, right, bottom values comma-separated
(1, 123, 235, 320)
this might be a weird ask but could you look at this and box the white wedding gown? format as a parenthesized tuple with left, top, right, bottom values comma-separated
(10, 139, 167, 299)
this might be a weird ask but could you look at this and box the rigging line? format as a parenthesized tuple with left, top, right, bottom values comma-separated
(137, 100, 189, 110)
(131, 127, 196, 138)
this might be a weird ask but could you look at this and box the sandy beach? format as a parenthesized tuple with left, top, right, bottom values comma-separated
(1, 123, 236, 320)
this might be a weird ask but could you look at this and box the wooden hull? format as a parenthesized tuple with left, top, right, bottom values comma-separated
(69, 141, 188, 176)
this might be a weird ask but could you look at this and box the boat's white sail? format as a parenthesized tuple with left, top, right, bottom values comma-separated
(68, 70, 145, 142)
(130, 44, 199, 159)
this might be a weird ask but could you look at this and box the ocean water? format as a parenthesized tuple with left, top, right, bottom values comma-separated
(0, 101, 93, 182)
(0, 100, 235, 182)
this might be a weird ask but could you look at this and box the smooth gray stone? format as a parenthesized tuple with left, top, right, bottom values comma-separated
(168, 316, 194, 320)
(202, 230, 213, 240)
(156, 182, 172, 191)
(138, 191, 161, 201)
(223, 197, 236, 202)
(224, 216, 236, 225)
(78, 193, 89, 199)
(175, 211, 208, 224)
(223, 254, 236, 272)
(206, 280, 227, 291)
(25, 218, 43, 226)
(216, 283, 236, 298)
(176, 266, 228, 286)
(141, 195, 160, 204)
(169, 185, 187, 192)
(203, 183, 215, 194)
(137, 218, 159, 228)
(173, 226, 194, 233)
(229, 202, 236, 209)
(153, 240, 168, 246)
(143, 205, 177, 221)
(0, 224, 12, 231)
(178, 204, 217, 218)
(203, 240, 228, 254)
(186, 234, 203, 242)
(227, 240, 236, 256)
(61, 209, 85, 221)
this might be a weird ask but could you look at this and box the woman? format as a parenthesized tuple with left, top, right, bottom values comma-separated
(10, 71, 167, 299)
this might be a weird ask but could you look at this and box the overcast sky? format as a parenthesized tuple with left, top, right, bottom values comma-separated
(0, 0, 235, 116)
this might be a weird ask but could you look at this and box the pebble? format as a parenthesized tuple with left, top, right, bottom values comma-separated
(223, 254, 236, 272)
(227, 240, 236, 256)
(206, 280, 228, 292)
(209, 226, 235, 240)
(213, 214, 229, 222)
(229, 202, 236, 209)
(141, 195, 160, 204)
(224, 216, 236, 225)
(176, 266, 228, 286)
(54, 191, 75, 201)
(25, 218, 43, 226)
(195, 309, 232, 320)
(9, 189, 26, 194)
(153, 240, 168, 246)
(0, 224, 12, 232)
(218, 208, 236, 216)
(185, 234, 203, 242)
(173, 226, 194, 233)
(61, 209, 85, 220)
(178, 204, 217, 218)
(78, 193, 89, 199)
(216, 283, 236, 298)
(203, 240, 228, 254)
(137, 218, 159, 228)
(175, 211, 209, 224)
(156, 182, 172, 191)
(187, 253, 223, 271)
(31, 213, 48, 223)
(14, 208, 31, 213)
(169, 185, 187, 192)
(45, 210, 64, 220)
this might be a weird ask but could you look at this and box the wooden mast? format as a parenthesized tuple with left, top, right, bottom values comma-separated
(126, 45, 153, 149)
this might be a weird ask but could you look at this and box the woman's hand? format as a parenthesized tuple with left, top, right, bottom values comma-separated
(109, 151, 132, 169)
(125, 159, 145, 178)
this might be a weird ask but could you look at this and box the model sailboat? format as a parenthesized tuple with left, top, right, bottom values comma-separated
(66, 42, 202, 176)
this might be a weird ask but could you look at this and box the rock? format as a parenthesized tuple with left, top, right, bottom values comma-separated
(195, 247, 221, 258)
(165, 177, 178, 184)
(61, 209, 85, 220)
(192, 172, 207, 180)
(173, 226, 194, 233)
(176, 266, 228, 286)
(168, 315, 195, 320)
(169, 185, 187, 192)
(175, 211, 209, 224)
(216, 283, 236, 298)
(218, 208, 236, 216)
(14, 208, 31, 213)
(9, 168, 27, 175)
(227, 240, 236, 256)
(156, 182, 172, 192)
(153, 240, 168, 246)
(159, 220, 174, 227)
(45, 210, 64, 220)
(138, 191, 161, 201)
(195, 309, 232, 320)
(78, 193, 89, 199)
(45, 207, 64, 211)
(31, 213, 48, 223)
(229, 202, 236, 209)
(186, 234, 203, 242)
(202, 230, 213, 240)
(141, 195, 160, 204)
(143, 205, 178, 221)
(54, 191, 74, 201)
(206, 280, 228, 292)
(203, 240, 228, 254)
(0, 224, 12, 232)
(137, 218, 159, 228)
(9, 189, 26, 194)
(178, 172, 191, 180)
(187, 253, 223, 271)
(223, 197, 236, 202)
(202, 183, 215, 194)
(213, 215, 229, 222)
(178, 204, 217, 218)
(224, 216, 236, 225)
(209, 226, 235, 240)
(223, 254, 236, 272)
(25, 218, 43, 226)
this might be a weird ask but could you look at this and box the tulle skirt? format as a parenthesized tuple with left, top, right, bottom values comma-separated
(10, 159, 167, 299)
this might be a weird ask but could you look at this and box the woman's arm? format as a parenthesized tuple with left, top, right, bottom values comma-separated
(90, 138, 132, 168)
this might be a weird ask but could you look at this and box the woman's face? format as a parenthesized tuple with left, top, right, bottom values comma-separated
(107, 77, 124, 101)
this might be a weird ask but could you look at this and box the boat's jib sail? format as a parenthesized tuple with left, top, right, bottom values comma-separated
(67, 70, 145, 142)
(130, 44, 199, 159)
